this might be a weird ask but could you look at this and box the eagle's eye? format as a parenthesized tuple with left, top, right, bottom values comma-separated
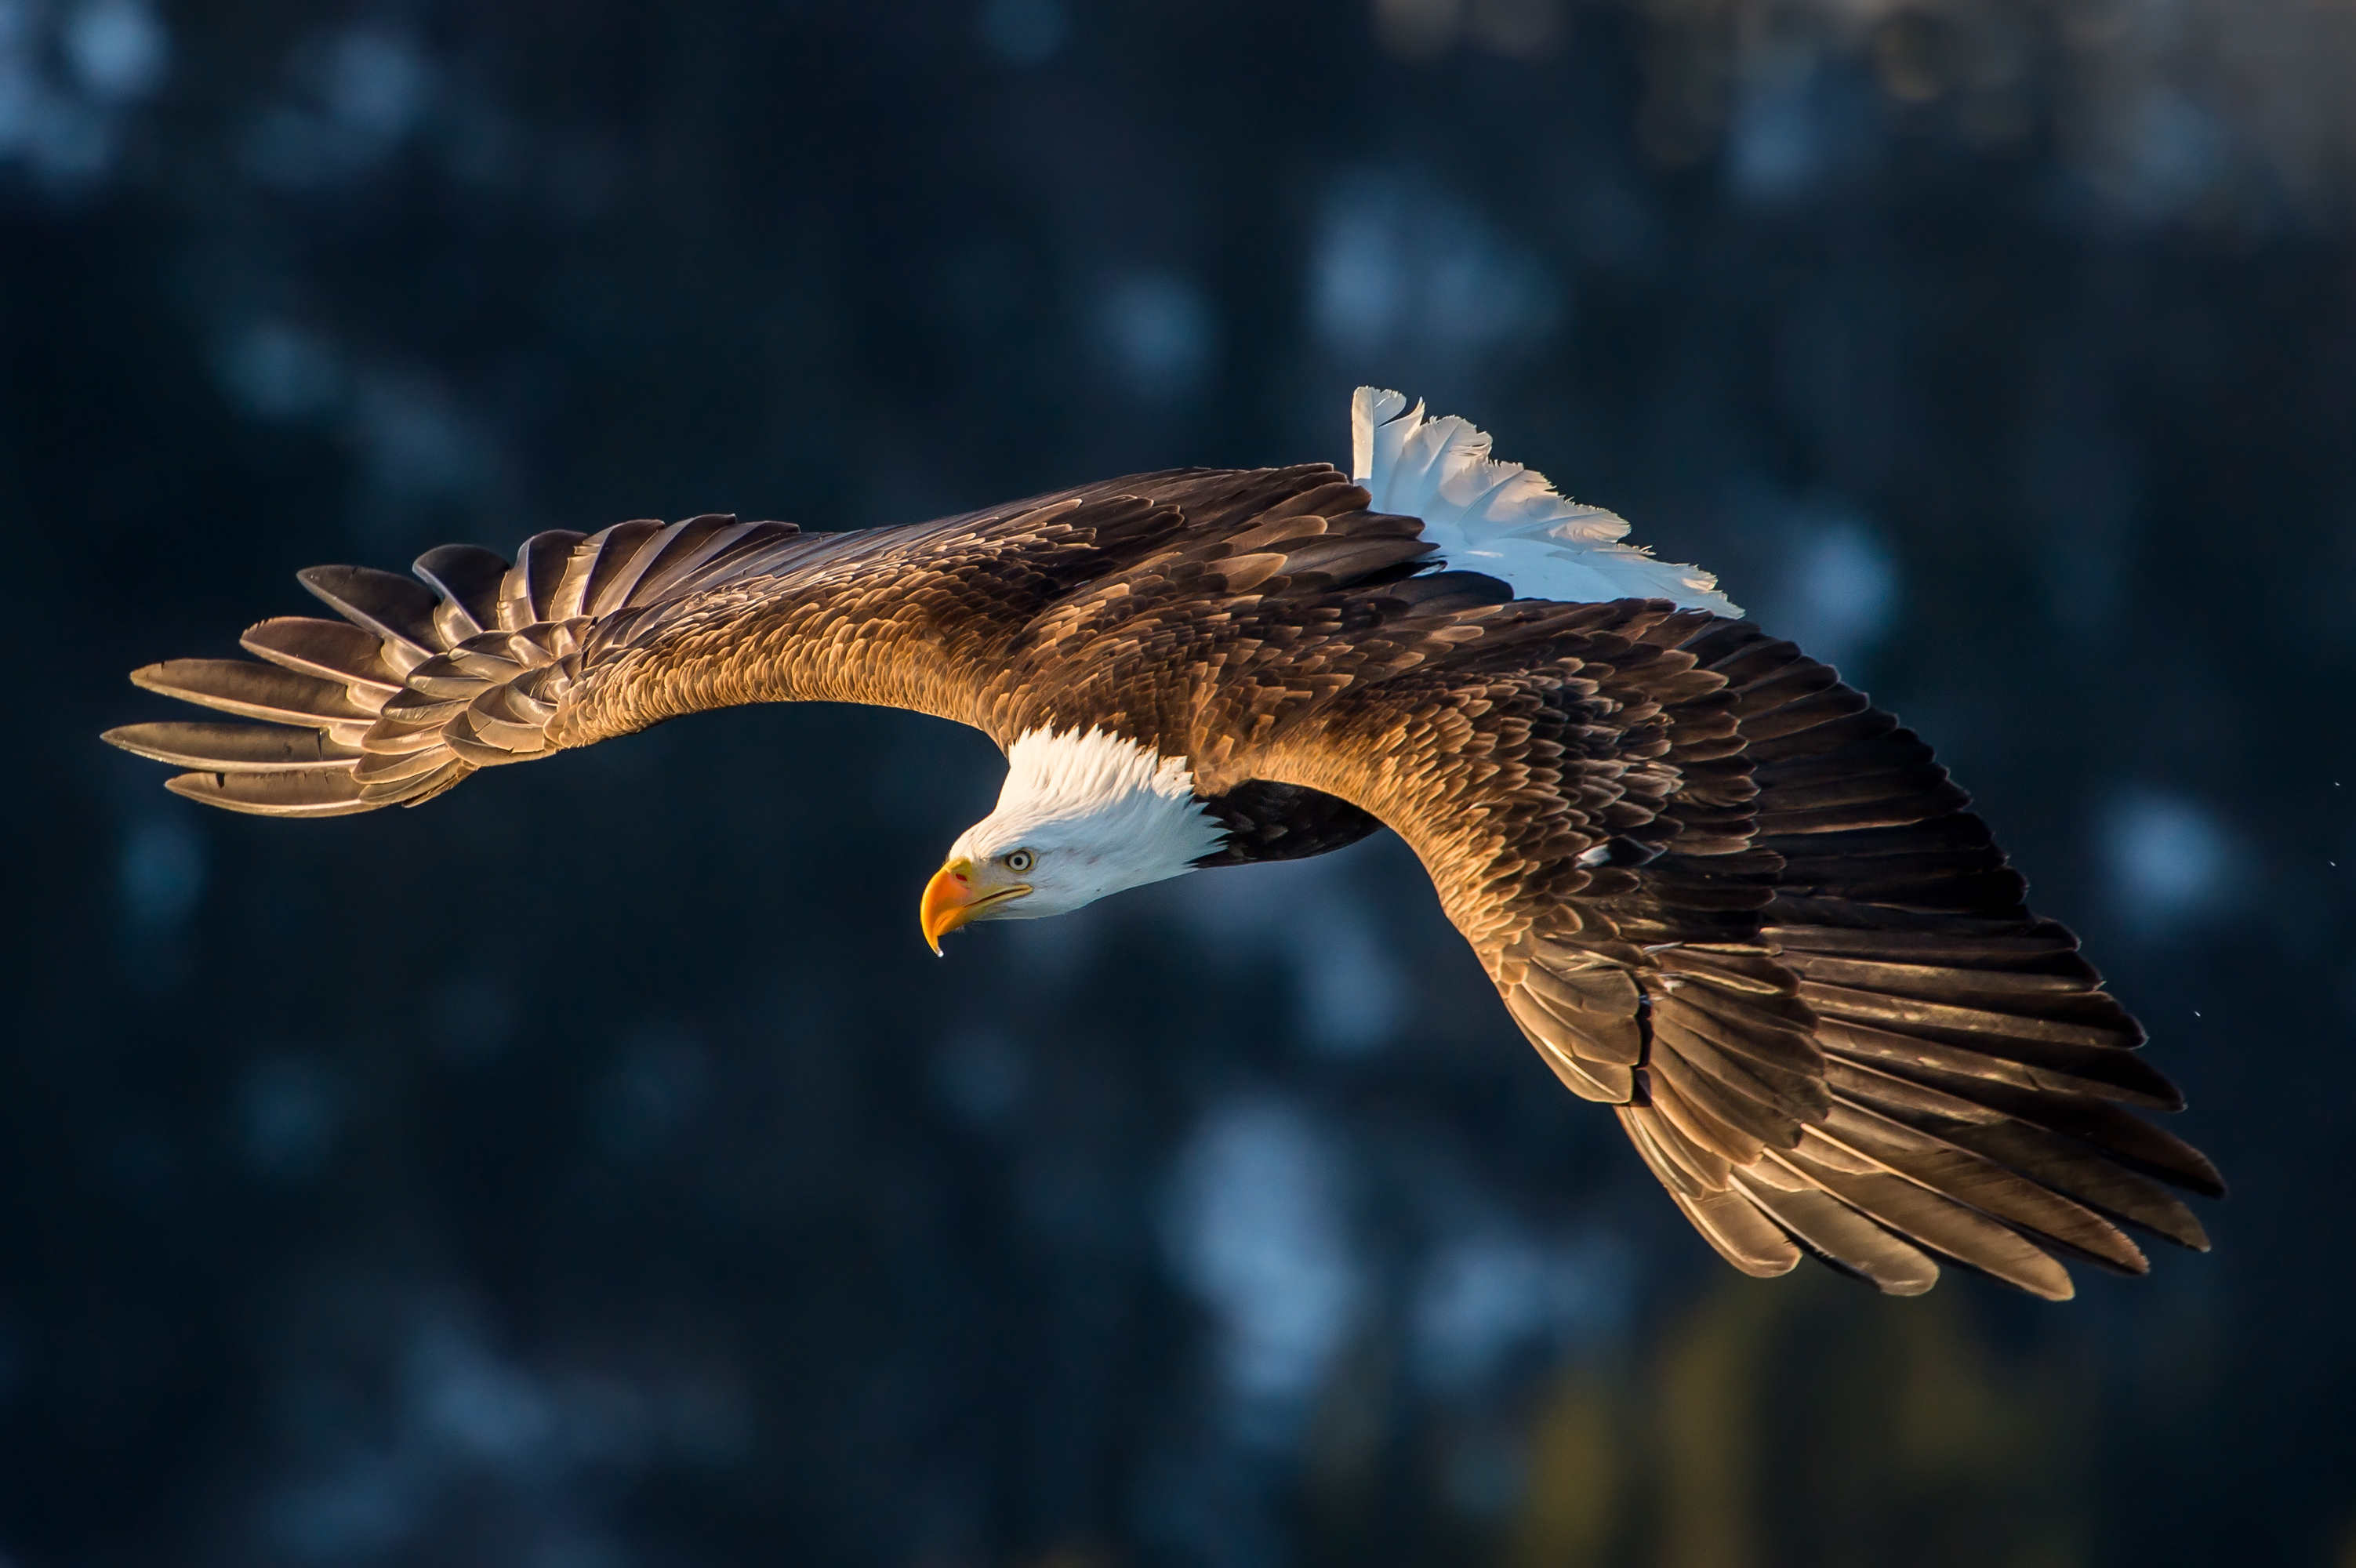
(1004, 848, 1035, 874)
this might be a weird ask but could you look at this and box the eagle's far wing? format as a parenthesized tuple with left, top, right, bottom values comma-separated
(1247, 598, 2220, 1299)
(102, 465, 1359, 816)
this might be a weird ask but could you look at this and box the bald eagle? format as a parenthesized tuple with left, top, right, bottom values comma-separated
(105, 388, 2218, 1300)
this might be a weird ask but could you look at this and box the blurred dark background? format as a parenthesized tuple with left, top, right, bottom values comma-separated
(5, 0, 2351, 1563)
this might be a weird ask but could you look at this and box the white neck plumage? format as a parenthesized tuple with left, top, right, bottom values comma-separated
(947, 728, 1225, 917)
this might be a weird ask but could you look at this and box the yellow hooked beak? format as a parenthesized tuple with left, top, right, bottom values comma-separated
(920, 858, 1032, 955)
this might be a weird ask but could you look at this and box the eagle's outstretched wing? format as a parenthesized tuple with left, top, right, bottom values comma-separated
(103, 464, 1405, 816)
(1237, 599, 2219, 1299)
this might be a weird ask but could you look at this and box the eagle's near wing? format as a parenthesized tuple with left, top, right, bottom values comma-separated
(1225, 603, 2220, 1298)
(106, 462, 2216, 1298)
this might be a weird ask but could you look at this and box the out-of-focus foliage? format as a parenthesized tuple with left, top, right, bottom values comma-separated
(2, 1, 2349, 1564)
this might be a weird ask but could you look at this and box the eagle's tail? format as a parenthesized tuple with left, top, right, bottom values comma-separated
(1349, 386, 1741, 617)
(103, 515, 798, 816)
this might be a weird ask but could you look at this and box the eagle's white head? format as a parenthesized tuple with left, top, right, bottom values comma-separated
(921, 727, 1226, 951)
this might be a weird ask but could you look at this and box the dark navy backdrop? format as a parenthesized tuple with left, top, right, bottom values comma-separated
(5, 2, 2349, 1563)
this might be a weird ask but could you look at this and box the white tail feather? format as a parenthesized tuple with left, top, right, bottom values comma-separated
(1350, 387, 1740, 615)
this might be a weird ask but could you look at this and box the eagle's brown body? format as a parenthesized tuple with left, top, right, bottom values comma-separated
(107, 461, 2220, 1298)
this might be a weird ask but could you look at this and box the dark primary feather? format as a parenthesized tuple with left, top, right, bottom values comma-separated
(239, 618, 405, 695)
(104, 463, 2217, 1298)
(510, 531, 586, 625)
(412, 544, 510, 639)
(296, 565, 443, 665)
(130, 658, 379, 736)
(102, 720, 362, 772)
